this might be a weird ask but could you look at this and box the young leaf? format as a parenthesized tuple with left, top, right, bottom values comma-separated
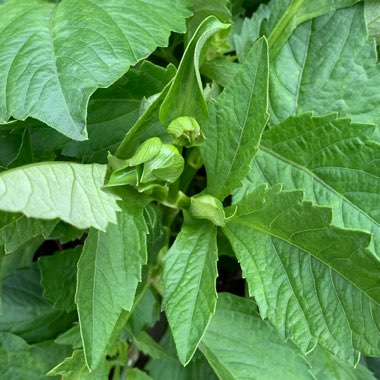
(162, 216, 218, 365)
(269, 4, 380, 127)
(39, 247, 81, 312)
(160, 16, 230, 126)
(76, 204, 147, 370)
(0, 214, 58, 254)
(0, 0, 190, 140)
(200, 293, 315, 380)
(0, 332, 71, 380)
(239, 113, 380, 256)
(223, 185, 380, 364)
(0, 163, 120, 231)
(200, 37, 269, 200)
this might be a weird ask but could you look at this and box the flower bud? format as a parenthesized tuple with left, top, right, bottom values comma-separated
(167, 116, 205, 147)
(189, 194, 225, 226)
(140, 144, 184, 184)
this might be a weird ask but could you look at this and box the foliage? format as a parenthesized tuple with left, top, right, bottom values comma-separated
(0, 0, 379, 378)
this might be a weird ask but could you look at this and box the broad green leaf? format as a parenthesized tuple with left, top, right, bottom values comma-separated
(307, 346, 376, 380)
(0, 332, 71, 380)
(162, 216, 218, 365)
(365, 0, 380, 46)
(201, 37, 269, 200)
(0, 267, 76, 343)
(223, 185, 380, 364)
(267, 0, 360, 59)
(146, 329, 218, 380)
(200, 293, 315, 380)
(238, 113, 380, 256)
(48, 349, 107, 380)
(0, 213, 58, 254)
(160, 16, 230, 126)
(39, 247, 81, 312)
(0, 0, 190, 140)
(363, 357, 380, 378)
(269, 4, 380, 127)
(62, 62, 176, 163)
(0, 163, 120, 231)
(76, 204, 147, 370)
(0, 246, 3, 313)
(48, 222, 84, 244)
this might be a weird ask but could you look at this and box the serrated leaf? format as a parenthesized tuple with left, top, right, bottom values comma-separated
(239, 113, 380, 256)
(0, 267, 76, 343)
(76, 204, 147, 370)
(200, 37, 269, 200)
(0, 213, 58, 254)
(200, 293, 315, 380)
(0, 163, 120, 231)
(269, 4, 380, 127)
(48, 349, 107, 380)
(0, 0, 190, 140)
(307, 346, 376, 380)
(267, 0, 360, 59)
(224, 185, 380, 364)
(39, 247, 81, 312)
(162, 216, 218, 365)
(0, 332, 71, 380)
(160, 16, 230, 126)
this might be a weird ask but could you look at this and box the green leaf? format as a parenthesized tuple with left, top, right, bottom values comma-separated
(223, 185, 380, 364)
(267, 0, 360, 59)
(200, 37, 269, 200)
(76, 204, 147, 370)
(0, 163, 120, 231)
(162, 216, 218, 365)
(0, 130, 30, 169)
(62, 62, 176, 163)
(126, 368, 153, 380)
(39, 247, 81, 312)
(48, 349, 107, 380)
(200, 293, 315, 380)
(365, 0, 380, 46)
(269, 4, 380, 127)
(0, 0, 190, 140)
(133, 331, 175, 361)
(0, 213, 58, 254)
(160, 16, 230, 126)
(146, 329, 218, 380)
(55, 325, 82, 350)
(239, 113, 380, 256)
(0, 332, 71, 380)
(0, 267, 76, 343)
(307, 346, 376, 380)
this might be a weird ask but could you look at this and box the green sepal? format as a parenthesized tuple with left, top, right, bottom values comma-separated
(167, 116, 205, 147)
(128, 137, 163, 166)
(106, 167, 139, 188)
(141, 145, 184, 184)
(189, 194, 225, 226)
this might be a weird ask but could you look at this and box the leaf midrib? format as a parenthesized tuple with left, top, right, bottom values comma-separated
(259, 145, 380, 229)
(228, 214, 379, 307)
